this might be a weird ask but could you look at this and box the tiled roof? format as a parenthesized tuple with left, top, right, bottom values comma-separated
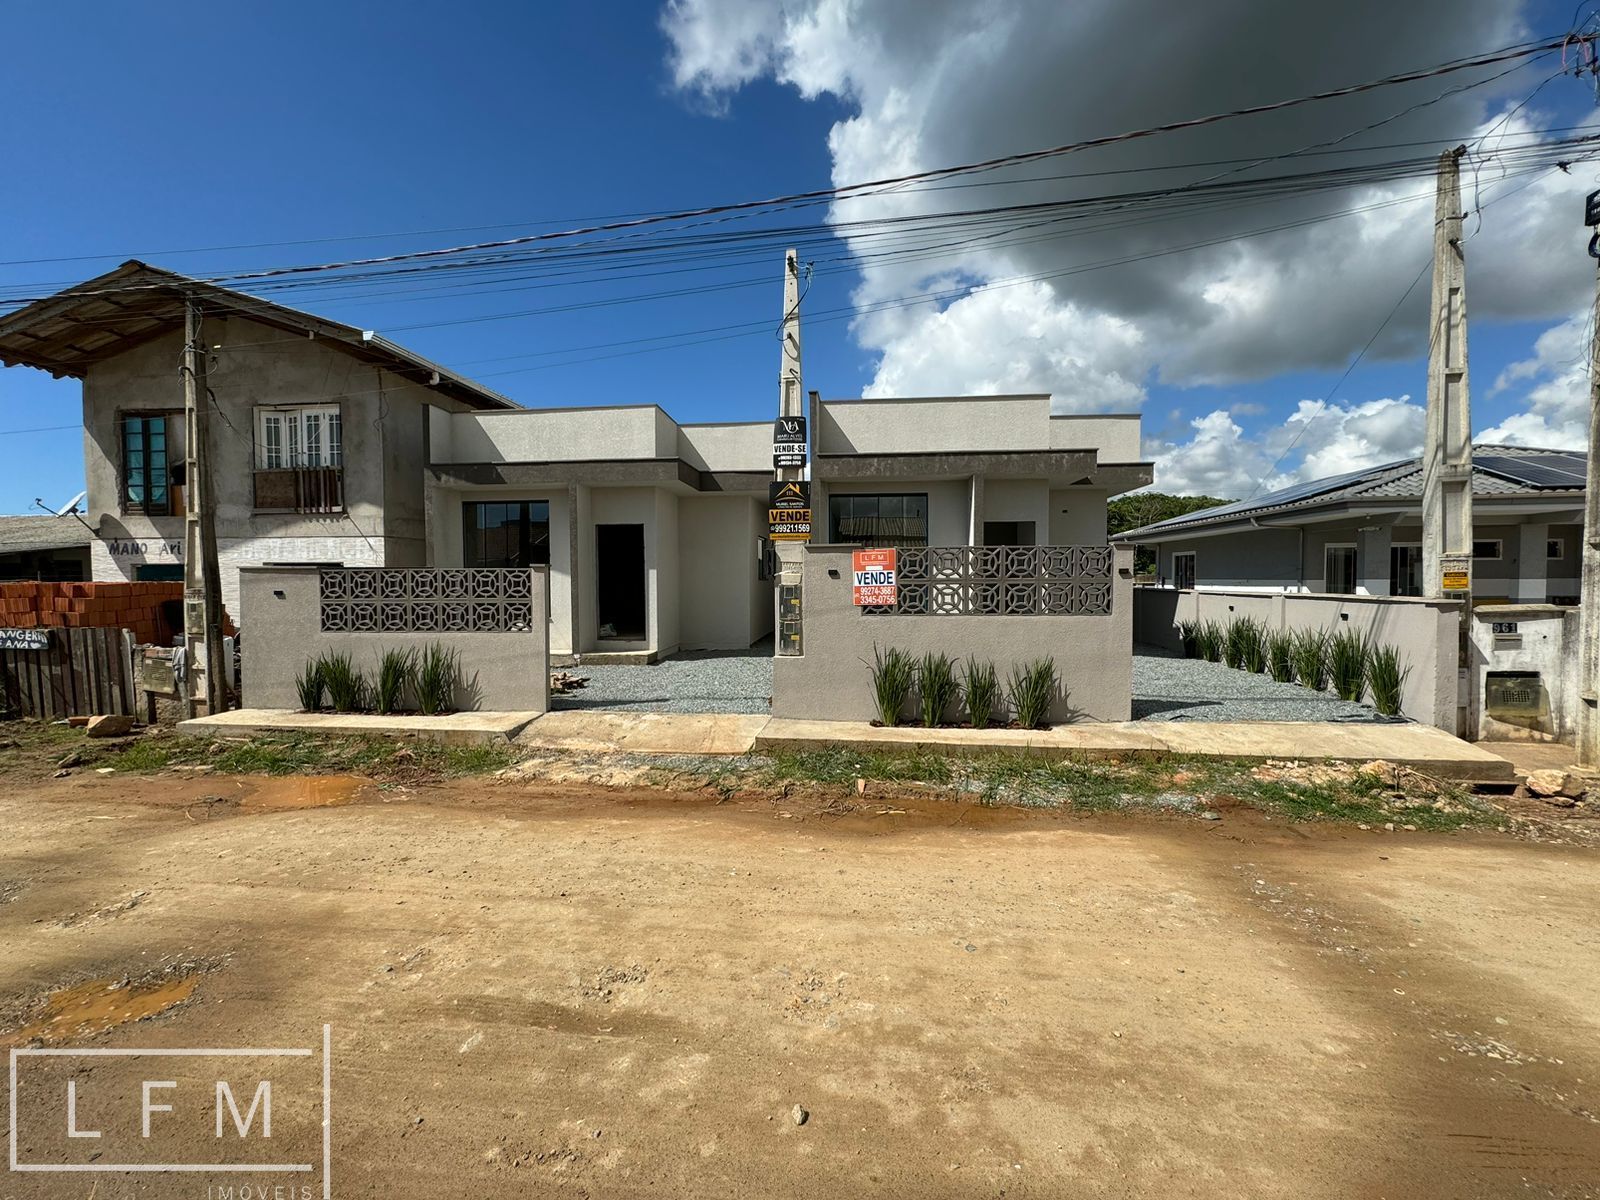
(0, 514, 94, 554)
(1117, 445, 1586, 540)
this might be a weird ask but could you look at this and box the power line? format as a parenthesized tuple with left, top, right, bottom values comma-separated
(0, 34, 1581, 308)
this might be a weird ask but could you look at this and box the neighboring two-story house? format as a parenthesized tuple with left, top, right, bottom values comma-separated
(0, 262, 518, 616)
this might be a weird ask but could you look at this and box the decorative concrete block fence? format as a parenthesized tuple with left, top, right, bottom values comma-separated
(239, 565, 549, 713)
(772, 544, 1134, 725)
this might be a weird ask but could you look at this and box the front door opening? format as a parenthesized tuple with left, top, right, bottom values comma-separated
(596, 523, 646, 642)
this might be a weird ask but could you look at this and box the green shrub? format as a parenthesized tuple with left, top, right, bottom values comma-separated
(1328, 628, 1370, 702)
(318, 651, 368, 713)
(1223, 618, 1248, 669)
(1291, 628, 1329, 691)
(1239, 618, 1268, 674)
(294, 659, 326, 712)
(868, 646, 915, 727)
(415, 643, 460, 715)
(914, 651, 959, 728)
(961, 657, 1000, 729)
(1196, 620, 1225, 662)
(1366, 644, 1410, 717)
(1177, 620, 1199, 658)
(1266, 630, 1295, 683)
(1008, 657, 1056, 730)
(375, 647, 417, 715)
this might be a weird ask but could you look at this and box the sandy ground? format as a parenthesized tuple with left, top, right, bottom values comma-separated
(1, 769, 1597, 1199)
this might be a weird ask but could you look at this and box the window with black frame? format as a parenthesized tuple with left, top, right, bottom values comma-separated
(463, 500, 551, 567)
(827, 493, 929, 547)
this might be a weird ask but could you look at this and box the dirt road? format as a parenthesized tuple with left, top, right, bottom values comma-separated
(1, 769, 1596, 1198)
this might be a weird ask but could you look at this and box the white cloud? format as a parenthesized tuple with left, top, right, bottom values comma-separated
(1478, 311, 1591, 448)
(1147, 394, 1425, 497)
(662, 0, 1597, 426)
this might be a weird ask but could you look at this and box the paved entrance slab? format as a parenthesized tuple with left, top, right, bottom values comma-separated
(178, 709, 543, 745)
(754, 718, 1516, 782)
(517, 710, 772, 756)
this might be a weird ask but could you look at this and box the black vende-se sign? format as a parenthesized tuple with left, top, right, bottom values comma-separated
(773, 416, 807, 468)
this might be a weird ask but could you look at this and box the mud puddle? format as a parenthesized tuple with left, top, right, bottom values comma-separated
(2, 970, 203, 1048)
(235, 773, 374, 812)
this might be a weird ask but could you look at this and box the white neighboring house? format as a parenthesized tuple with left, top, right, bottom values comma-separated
(0, 262, 519, 617)
(426, 395, 1151, 658)
(1114, 445, 1584, 603)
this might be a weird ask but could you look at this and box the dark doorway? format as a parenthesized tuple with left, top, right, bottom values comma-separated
(596, 523, 646, 641)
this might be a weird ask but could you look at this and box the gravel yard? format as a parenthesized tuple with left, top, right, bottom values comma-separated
(554, 643, 1391, 722)
(1132, 642, 1392, 723)
(554, 644, 773, 714)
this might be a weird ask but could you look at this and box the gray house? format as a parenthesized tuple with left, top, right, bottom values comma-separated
(426, 395, 1151, 658)
(0, 262, 519, 616)
(1116, 445, 1584, 603)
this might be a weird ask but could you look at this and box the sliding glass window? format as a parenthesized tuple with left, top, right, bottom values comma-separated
(463, 500, 551, 567)
(827, 493, 930, 547)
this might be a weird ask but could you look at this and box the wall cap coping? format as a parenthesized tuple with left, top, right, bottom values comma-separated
(1174, 588, 1464, 611)
(1472, 603, 1572, 618)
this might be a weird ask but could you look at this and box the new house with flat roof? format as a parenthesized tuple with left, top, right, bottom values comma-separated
(426, 394, 1151, 658)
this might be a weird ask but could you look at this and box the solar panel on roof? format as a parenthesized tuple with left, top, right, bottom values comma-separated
(1475, 453, 1587, 488)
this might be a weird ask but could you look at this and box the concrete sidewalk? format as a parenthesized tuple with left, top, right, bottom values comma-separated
(180, 708, 1518, 782)
(179, 709, 543, 745)
(753, 718, 1516, 782)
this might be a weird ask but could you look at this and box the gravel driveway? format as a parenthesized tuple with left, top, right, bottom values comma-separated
(1132, 643, 1393, 723)
(553, 643, 773, 714)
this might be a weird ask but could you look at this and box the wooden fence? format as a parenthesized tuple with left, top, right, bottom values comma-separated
(0, 626, 137, 720)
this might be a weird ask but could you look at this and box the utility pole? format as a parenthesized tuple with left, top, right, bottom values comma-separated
(771, 250, 808, 657)
(182, 298, 228, 716)
(1575, 196, 1600, 766)
(1421, 147, 1474, 606)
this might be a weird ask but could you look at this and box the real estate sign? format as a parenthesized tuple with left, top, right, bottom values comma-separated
(768, 480, 812, 542)
(852, 548, 897, 606)
(1440, 553, 1472, 593)
(772, 416, 807, 468)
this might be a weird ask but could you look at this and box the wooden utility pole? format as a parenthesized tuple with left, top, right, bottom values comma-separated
(1576, 241, 1600, 766)
(182, 298, 228, 716)
(1421, 147, 1474, 604)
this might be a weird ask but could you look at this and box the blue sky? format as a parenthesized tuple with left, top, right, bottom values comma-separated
(3, 0, 1598, 510)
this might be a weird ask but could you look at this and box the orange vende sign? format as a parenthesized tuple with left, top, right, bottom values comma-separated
(852, 548, 898, 606)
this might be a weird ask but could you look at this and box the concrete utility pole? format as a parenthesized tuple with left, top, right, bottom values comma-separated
(1422, 147, 1474, 604)
(182, 299, 228, 716)
(1576, 249, 1600, 766)
(778, 249, 804, 484)
(772, 250, 807, 657)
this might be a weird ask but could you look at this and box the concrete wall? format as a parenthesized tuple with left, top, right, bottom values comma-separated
(431, 405, 669, 464)
(981, 479, 1050, 542)
(1049, 489, 1109, 546)
(239, 565, 549, 713)
(772, 544, 1135, 724)
(818, 396, 1051, 454)
(1155, 529, 1306, 591)
(83, 316, 449, 618)
(1134, 587, 1461, 730)
(676, 422, 771, 473)
(678, 495, 770, 649)
(1469, 604, 1579, 743)
(1048, 414, 1142, 460)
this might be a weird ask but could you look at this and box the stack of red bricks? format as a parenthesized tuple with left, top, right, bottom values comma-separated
(0, 581, 184, 645)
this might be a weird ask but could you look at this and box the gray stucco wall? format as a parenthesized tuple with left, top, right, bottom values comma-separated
(1134, 587, 1461, 731)
(772, 544, 1135, 724)
(83, 316, 457, 616)
(239, 565, 549, 713)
